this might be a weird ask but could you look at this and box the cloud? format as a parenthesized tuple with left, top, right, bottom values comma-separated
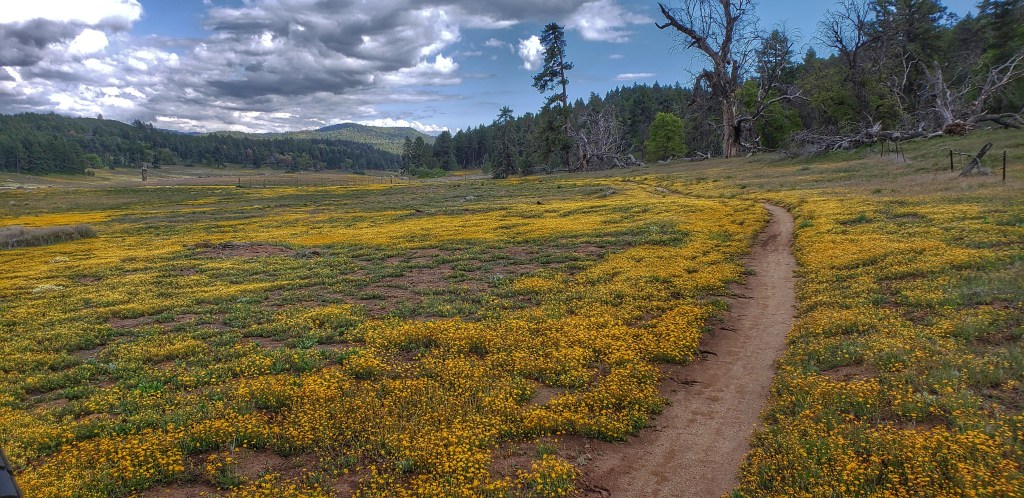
(356, 118, 449, 134)
(0, 0, 142, 26)
(615, 72, 656, 81)
(609, 53, 625, 59)
(379, 54, 461, 87)
(0, 0, 652, 133)
(485, 38, 511, 50)
(565, 0, 651, 43)
(0, 20, 82, 66)
(517, 35, 544, 71)
(68, 29, 110, 56)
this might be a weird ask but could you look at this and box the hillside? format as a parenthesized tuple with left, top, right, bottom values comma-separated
(0, 113, 402, 173)
(214, 122, 435, 155)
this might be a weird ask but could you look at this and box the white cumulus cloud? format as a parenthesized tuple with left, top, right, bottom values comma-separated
(565, 0, 651, 43)
(0, 0, 142, 25)
(68, 29, 109, 56)
(517, 35, 543, 71)
(357, 118, 448, 134)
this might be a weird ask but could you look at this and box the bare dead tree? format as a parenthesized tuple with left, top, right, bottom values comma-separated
(922, 52, 1024, 132)
(567, 106, 640, 171)
(658, 2, 805, 158)
(817, 0, 875, 119)
(657, 0, 757, 158)
(790, 121, 939, 156)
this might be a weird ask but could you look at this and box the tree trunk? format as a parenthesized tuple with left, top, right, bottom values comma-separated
(722, 102, 741, 158)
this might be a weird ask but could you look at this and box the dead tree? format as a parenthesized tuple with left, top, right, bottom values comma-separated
(657, 0, 757, 158)
(658, 2, 805, 158)
(791, 122, 936, 156)
(567, 106, 640, 171)
(924, 52, 1024, 132)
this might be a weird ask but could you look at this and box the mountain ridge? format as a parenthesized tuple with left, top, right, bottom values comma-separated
(210, 122, 436, 155)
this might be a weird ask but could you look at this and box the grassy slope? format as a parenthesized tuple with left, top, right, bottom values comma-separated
(212, 124, 435, 155)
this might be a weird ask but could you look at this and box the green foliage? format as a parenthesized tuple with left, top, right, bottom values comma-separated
(432, 130, 457, 170)
(645, 112, 687, 161)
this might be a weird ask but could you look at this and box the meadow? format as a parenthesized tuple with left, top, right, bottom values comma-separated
(0, 129, 1021, 497)
(629, 129, 1024, 497)
(0, 175, 763, 496)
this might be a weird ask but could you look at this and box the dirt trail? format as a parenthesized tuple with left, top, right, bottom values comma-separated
(583, 204, 797, 498)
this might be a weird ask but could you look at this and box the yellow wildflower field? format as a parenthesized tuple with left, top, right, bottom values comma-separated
(0, 179, 763, 496)
(633, 129, 1024, 497)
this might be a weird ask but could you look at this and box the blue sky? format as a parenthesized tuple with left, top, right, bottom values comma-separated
(0, 0, 979, 134)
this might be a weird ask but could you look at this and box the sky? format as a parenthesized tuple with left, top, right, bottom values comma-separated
(0, 0, 980, 134)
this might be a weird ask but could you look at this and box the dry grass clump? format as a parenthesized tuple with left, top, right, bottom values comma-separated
(0, 224, 96, 249)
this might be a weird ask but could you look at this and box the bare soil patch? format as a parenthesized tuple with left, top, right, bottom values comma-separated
(72, 345, 104, 360)
(38, 398, 69, 410)
(232, 448, 312, 481)
(984, 384, 1024, 412)
(583, 204, 797, 498)
(533, 384, 570, 405)
(821, 363, 878, 382)
(196, 242, 294, 258)
(141, 483, 218, 498)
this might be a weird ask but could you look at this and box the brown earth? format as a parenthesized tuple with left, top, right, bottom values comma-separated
(196, 242, 294, 258)
(582, 204, 797, 498)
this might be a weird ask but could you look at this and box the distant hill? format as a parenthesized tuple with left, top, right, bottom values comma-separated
(215, 123, 435, 155)
(0, 113, 401, 174)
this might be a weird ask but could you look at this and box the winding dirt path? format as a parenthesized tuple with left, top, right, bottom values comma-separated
(582, 204, 797, 498)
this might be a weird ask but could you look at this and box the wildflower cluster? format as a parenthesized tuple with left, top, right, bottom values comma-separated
(735, 195, 1024, 496)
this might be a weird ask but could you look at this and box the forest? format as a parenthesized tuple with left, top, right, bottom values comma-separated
(0, 113, 401, 175)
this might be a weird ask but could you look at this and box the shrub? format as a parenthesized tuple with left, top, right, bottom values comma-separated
(645, 112, 688, 161)
(0, 224, 97, 249)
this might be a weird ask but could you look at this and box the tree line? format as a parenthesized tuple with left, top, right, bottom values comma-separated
(454, 0, 1023, 177)
(0, 113, 402, 175)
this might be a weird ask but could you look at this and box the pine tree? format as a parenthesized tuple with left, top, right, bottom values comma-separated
(532, 23, 573, 109)
(532, 22, 574, 168)
(493, 107, 517, 179)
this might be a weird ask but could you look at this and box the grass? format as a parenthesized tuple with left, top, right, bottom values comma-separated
(0, 128, 1021, 496)
(0, 174, 762, 497)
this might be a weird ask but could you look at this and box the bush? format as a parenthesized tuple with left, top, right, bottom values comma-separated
(0, 225, 97, 249)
